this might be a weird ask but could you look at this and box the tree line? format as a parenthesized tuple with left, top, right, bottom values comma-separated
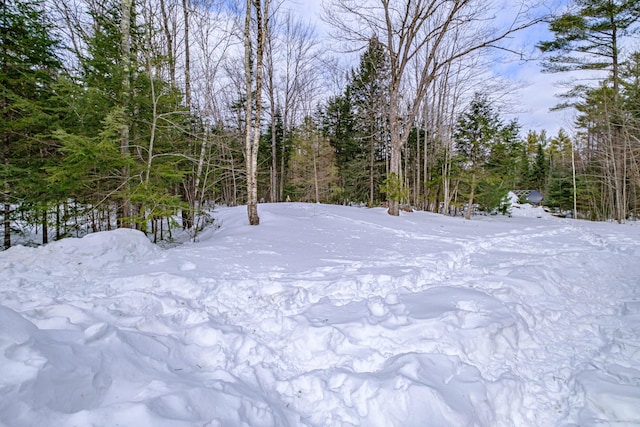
(2, 0, 639, 249)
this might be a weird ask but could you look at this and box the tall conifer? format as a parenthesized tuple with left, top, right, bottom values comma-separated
(1, 0, 60, 248)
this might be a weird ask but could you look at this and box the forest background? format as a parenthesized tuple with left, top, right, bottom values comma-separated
(2, 0, 640, 249)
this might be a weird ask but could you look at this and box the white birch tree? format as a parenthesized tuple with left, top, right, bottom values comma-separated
(244, 0, 270, 225)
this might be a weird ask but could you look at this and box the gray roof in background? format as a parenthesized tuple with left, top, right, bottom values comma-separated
(526, 190, 544, 204)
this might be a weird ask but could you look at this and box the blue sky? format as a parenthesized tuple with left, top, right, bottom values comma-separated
(284, 0, 578, 138)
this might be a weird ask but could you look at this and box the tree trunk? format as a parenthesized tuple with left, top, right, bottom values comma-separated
(280, 116, 287, 201)
(56, 204, 60, 240)
(415, 113, 421, 208)
(182, 0, 195, 229)
(2, 66, 9, 249)
(182, 0, 191, 109)
(270, 122, 277, 203)
(145, 69, 158, 185)
(159, 0, 175, 87)
(266, 29, 278, 203)
(119, 0, 132, 228)
(244, 0, 268, 225)
(3, 152, 10, 249)
(42, 207, 48, 245)
(387, 86, 402, 216)
(192, 131, 207, 237)
(313, 139, 319, 203)
(2, 30, 9, 249)
(465, 171, 476, 220)
(244, 0, 254, 222)
(369, 129, 375, 206)
(270, 112, 277, 202)
(571, 138, 577, 218)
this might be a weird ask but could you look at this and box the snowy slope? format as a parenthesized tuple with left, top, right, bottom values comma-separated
(1, 203, 639, 426)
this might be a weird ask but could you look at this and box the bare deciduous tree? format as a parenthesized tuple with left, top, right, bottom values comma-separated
(325, 0, 544, 215)
(264, 11, 322, 202)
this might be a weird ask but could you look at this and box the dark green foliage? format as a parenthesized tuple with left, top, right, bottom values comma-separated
(1, 0, 61, 248)
(621, 52, 640, 118)
(0, 0, 198, 243)
(545, 166, 575, 211)
(259, 110, 290, 201)
(323, 91, 356, 163)
(538, 0, 640, 76)
(322, 37, 389, 205)
(380, 173, 409, 205)
(531, 143, 548, 192)
(486, 120, 523, 183)
(454, 94, 501, 162)
(538, 0, 640, 221)
(51, 0, 191, 233)
(47, 110, 131, 198)
(453, 94, 522, 214)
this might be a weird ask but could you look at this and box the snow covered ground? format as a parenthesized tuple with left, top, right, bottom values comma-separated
(1, 202, 640, 426)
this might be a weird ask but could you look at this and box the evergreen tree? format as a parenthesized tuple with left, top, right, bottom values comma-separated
(482, 119, 522, 210)
(322, 37, 390, 205)
(259, 111, 285, 201)
(546, 166, 576, 213)
(322, 91, 357, 201)
(531, 143, 548, 193)
(621, 52, 640, 216)
(1, 0, 60, 248)
(45, 0, 190, 235)
(539, 0, 640, 221)
(517, 130, 547, 189)
(349, 37, 390, 205)
(545, 129, 575, 212)
(621, 51, 640, 118)
(516, 146, 533, 190)
(289, 117, 339, 203)
(55, 0, 134, 226)
(538, 0, 640, 101)
(454, 93, 505, 218)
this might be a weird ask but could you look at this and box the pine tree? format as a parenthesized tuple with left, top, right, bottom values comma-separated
(539, 0, 640, 221)
(538, 0, 640, 101)
(47, 0, 189, 236)
(454, 94, 502, 219)
(545, 129, 576, 212)
(531, 143, 548, 193)
(349, 37, 390, 206)
(322, 91, 357, 202)
(289, 117, 339, 203)
(1, 0, 60, 249)
(482, 120, 522, 210)
(259, 111, 285, 202)
(620, 52, 640, 216)
(321, 38, 390, 206)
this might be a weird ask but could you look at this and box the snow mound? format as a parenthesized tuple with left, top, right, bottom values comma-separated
(507, 191, 550, 218)
(0, 229, 158, 283)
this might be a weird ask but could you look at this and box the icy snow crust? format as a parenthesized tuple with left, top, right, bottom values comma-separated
(1, 203, 640, 426)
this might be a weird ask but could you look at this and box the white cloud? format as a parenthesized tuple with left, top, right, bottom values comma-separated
(286, 0, 592, 137)
(504, 60, 577, 136)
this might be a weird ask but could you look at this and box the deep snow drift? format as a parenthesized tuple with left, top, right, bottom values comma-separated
(1, 202, 640, 426)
